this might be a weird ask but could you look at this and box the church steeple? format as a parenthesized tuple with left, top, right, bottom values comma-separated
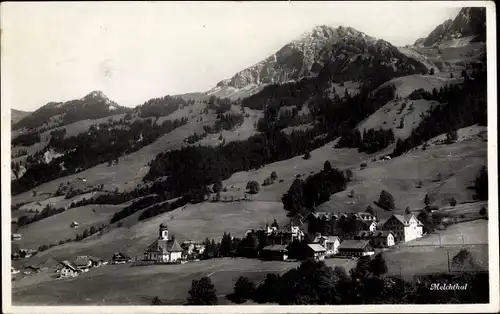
(159, 223, 169, 240)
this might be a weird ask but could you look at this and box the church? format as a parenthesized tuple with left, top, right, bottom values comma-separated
(143, 223, 183, 263)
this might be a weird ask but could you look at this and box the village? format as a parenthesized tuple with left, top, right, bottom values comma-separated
(11, 208, 426, 280)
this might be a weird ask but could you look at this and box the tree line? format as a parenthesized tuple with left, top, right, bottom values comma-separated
(178, 254, 487, 305)
(11, 117, 188, 195)
(392, 67, 487, 157)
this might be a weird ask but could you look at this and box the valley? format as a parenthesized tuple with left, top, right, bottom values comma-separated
(8, 5, 490, 307)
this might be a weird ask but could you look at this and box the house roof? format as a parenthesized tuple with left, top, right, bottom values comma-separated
(313, 235, 340, 243)
(74, 256, 92, 267)
(112, 252, 131, 260)
(146, 238, 184, 253)
(24, 265, 40, 270)
(338, 240, 371, 250)
(357, 230, 393, 239)
(60, 260, 78, 271)
(307, 244, 327, 252)
(262, 245, 288, 252)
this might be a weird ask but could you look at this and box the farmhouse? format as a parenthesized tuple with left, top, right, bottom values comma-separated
(266, 221, 305, 245)
(11, 233, 22, 241)
(58, 261, 79, 278)
(74, 256, 93, 272)
(23, 265, 41, 274)
(307, 211, 377, 235)
(11, 267, 20, 275)
(313, 235, 341, 256)
(143, 223, 183, 263)
(337, 240, 374, 257)
(383, 214, 423, 243)
(307, 244, 327, 261)
(70, 221, 79, 228)
(261, 245, 289, 261)
(355, 230, 395, 248)
(112, 252, 132, 264)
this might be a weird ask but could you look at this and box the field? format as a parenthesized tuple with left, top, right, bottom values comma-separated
(383, 219, 489, 279)
(11, 257, 356, 305)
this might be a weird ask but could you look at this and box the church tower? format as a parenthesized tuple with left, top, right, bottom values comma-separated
(159, 223, 169, 240)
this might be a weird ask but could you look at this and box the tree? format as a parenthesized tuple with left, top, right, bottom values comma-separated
(151, 296, 162, 305)
(303, 150, 311, 160)
(348, 189, 355, 198)
(324, 160, 332, 172)
(445, 130, 458, 144)
(450, 72, 454, 78)
(405, 206, 412, 214)
(232, 276, 256, 304)
(370, 253, 388, 277)
(479, 206, 487, 218)
(344, 169, 354, 182)
(474, 166, 488, 200)
(247, 181, 260, 194)
(213, 180, 223, 193)
(424, 194, 432, 208)
(89, 226, 97, 235)
(82, 229, 89, 238)
(449, 197, 457, 207)
(187, 276, 218, 305)
(378, 190, 395, 210)
(429, 68, 435, 75)
(270, 171, 278, 182)
(365, 205, 375, 216)
(271, 219, 279, 229)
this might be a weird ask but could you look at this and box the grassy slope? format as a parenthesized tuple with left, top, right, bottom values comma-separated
(357, 98, 440, 140)
(15, 203, 128, 249)
(315, 127, 487, 221)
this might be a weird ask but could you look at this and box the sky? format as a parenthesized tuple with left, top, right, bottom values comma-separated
(1, 2, 464, 111)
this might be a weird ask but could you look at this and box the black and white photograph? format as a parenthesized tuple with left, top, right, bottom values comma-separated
(1, 1, 498, 313)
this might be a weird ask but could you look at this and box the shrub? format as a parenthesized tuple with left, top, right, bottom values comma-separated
(449, 197, 457, 207)
(360, 163, 367, 169)
(270, 171, 278, 181)
(424, 194, 432, 207)
(479, 207, 487, 217)
(303, 150, 311, 160)
(247, 181, 260, 194)
(365, 205, 375, 216)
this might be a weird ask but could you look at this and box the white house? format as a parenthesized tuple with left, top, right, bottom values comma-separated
(58, 261, 79, 278)
(73, 256, 93, 272)
(144, 223, 183, 263)
(313, 235, 341, 256)
(355, 230, 395, 248)
(383, 214, 423, 243)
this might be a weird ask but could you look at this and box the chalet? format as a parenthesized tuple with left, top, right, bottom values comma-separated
(307, 212, 377, 235)
(11, 233, 22, 241)
(313, 235, 341, 256)
(89, 256, 106, 267)
(355, 230, 395, 248)
(337, 240, 374, 257)
(383, 214, 423, 243)
(306, 244, 327, 261)
(23, 265, 41, 274)
(266, 221, 305, 246)
(112, 252, 131, 264)
(181, 242, 196, 255)
(143, 223, 183, 263)
(11, 267, 20, 275)
(58, 261, 79, 278)
(74, 256, 93, 272)
(70, 221, 79, 228)
(261, 245, 289, 261)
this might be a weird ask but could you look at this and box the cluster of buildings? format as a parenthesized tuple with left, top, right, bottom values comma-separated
(142, 223, 206, 264)
(259, 212, 425, 261)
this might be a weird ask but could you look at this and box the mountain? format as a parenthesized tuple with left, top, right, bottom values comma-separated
(414, 7, 486, 47)
(11, 109, 32, 124)
(12, 91, 131, 131)
(214, 25, 428, 93)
